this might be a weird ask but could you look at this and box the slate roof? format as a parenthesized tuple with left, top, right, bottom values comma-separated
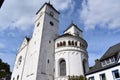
(100, 43, 120, 60)
(86, 61, 120, 75)
(64, 23, 83, 33)
(25, 36, 30, 42)
(36, 2, 60, 15)
(86, 43, 120, 75)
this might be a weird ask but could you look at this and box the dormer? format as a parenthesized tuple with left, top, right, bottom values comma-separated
(100, 43, 120, 67)
(64, 23, 83, 37)
(18, 37, 30, 53)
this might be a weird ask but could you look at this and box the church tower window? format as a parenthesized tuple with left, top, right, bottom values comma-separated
(50, 11, 54, 17)
(17, 75, 19, 80)
(59, 59, 66, 76)
(63, 41, 66, 46)
(75, 41, 77, 46)
(68, 41, 71, 46)
(72, 41, 74, 46)
(50, 21, 54, 26)
(37, 22, 40, 27)
(57, 43, 59, 47)
(60, 42, 62, 47)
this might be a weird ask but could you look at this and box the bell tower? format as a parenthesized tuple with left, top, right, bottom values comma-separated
(22, 2, 60, 80)
(34, 2, 60, 80)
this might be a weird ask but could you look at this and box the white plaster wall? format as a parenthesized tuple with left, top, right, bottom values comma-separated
(86, 65, 120, 80)
(11, 44, 28, 80)
(36, 5, 59, 80)
(55, 36, 88, 80)
(22, 3, 59, 80)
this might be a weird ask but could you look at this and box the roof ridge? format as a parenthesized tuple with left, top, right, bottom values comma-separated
(64, 23, 83, 33)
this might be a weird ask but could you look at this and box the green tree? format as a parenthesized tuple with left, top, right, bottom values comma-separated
(0, 58, 11, 78)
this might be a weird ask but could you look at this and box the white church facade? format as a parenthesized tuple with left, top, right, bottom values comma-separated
(11, 2, 120, 80)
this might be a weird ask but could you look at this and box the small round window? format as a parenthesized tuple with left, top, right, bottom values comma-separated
(50, 21, 54, 26)
(37, 22, 40, 27)
(17, 56, 22, 68)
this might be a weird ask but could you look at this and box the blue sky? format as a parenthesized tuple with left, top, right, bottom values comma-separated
(0, 0, 120, 71)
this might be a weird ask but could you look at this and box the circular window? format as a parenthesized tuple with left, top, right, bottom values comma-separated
(16, 56, 22, 68)
(37, 22, 40, 27)
(50, 21, 54, 26)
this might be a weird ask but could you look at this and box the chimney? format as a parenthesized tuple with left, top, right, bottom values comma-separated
(95, 59, 99, 64)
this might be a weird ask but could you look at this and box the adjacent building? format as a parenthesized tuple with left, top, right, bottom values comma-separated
(86, 43, 120, 80)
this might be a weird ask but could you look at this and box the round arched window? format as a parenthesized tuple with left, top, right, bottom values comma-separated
(16, 56, 22, 68)
(17, 75, 19, 80)
(59, 59, 66, 76)
(50, 21, 54, 26)
(18, 56, 22, 65)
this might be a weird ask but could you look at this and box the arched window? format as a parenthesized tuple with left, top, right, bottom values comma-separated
(72, 41, 74, 46)
(60, 42, 62, 47)
(75, 41, 77, 46)
(17, 75, 19, 80)
(57, 43, 59, 47)
(18, 56, 22, 65)
(59, 59, 66, 76)
(80, 43, 82, 47)
(83, 59, 88, 74)
(50, 11, 54, 17)
(63, 41, 66, 46)
(68, 41, 71, 46)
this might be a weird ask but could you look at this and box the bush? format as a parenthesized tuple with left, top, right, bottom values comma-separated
(68, 75, 87, 80)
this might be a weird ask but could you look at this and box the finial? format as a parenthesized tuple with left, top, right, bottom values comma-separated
(71, 20, 74, 24)
(48, 0, 50, 4)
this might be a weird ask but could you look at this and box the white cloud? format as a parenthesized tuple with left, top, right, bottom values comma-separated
(80, 0, 120, 30)
(0, 0, 73, 31)
(0, 43, 5, 48)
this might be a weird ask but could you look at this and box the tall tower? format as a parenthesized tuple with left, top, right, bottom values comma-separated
(54, 23, 89, 80)
(25, 3, 59, 80)
(33, 3, 59, 80)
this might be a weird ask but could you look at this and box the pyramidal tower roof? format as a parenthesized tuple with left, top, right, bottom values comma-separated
(36, 2, 60, 14)
(64, 23, 83, 33)
(64, 23, 83, 37)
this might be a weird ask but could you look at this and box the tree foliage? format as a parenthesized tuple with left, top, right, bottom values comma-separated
(68, 75, 87, 80)
(0, 58, 11, 78)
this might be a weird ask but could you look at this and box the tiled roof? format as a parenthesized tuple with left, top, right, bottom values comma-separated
(86, 62, 120, 75)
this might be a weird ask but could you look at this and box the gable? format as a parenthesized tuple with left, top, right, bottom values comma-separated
(64, 23, 83, 37)
(18, 37, 30, 52)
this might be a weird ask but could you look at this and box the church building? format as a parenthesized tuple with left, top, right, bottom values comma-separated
(11, 2, 89, 80)
(11, 2, 120, 80)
